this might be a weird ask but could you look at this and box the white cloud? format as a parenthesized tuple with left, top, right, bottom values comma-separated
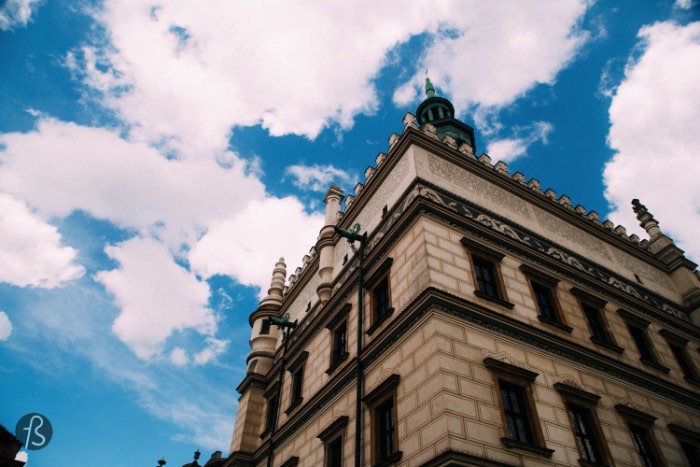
(0, 0, 42, 31)
(285, 163, 355, 192)
(0, 311, 12, 340)
(675, 0, 694, 9)
(169, 347, 189, 366)
(394, 1, 590, 119)
(193, 337, 228, 365)
(604, 21, 700, 262)
(0, 118, 265, 248)
(189, 196, 323, 293)
(95, 236, 217, 360)
(0, 192, 84, 288)
(486, 121, 553, 162)
(65, 1, 592, 158)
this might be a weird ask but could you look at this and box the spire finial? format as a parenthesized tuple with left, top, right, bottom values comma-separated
(425, 77, 436, 98)
(632, 199, 662, 239)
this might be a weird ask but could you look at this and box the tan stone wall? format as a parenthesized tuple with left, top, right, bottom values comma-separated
(231, 387, 265, 454)
(420, 215, 700, 393)
(412, 145, 682, 302)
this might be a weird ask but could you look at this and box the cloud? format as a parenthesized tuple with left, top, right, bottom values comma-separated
(486, 121, 553, 162)
(0, 311, 12, 340)
(169, 347, 189, 366)
(193, 337, 228, 365)
(95, 236, 217, 360)
(604, 21, 700, 262)
(285, 163, 355, 192)
(0, 192, 85, 288)
(394, 1, 590, 119)
(0, 118, 265, 248)
(189, 196, 323, 293)
(675, 0, 694, 9)
(0, 0, 42, 31)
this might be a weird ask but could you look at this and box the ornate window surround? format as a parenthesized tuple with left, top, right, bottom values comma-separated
(461, 236, 514, 309)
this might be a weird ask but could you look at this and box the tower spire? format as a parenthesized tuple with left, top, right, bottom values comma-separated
(425, 77, 436, 98)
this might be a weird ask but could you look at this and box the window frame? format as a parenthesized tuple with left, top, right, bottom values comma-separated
(363, 374, 402, 467)
(520, 264, 572, 332)
(325, 303, 351, 374)
(659, 329, 699, 384)
(615, 404, 665, 467)
(484, 357, 554, 457)
(555, 382, 611, 467)
(260, 318, 271, 335)
(317, 415, 349, 467)
(461, 237, 514, 309)
(365, 257, 394, 336)
(571, 288, 623, 354)
(618, 309, 669, 373)
(668, 423, 700, 467)
(285, 351, 308, 414)
(260, 381, 280, 438)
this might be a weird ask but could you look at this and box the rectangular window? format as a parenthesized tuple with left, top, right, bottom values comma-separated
(532, 282, 557, 321)
(583, 304, 608, 343)
(473, 255, 500, 299)
(670, 343, 697, 380)
(260, 318, 271, 335)
(326, 437, 343, 467)
(285, 351, 308, 414)
(669, 424, 700, 467)
(568, 403, 605, 465)
(317, 415, 348, 467)
(628, 323, 656, 362)
(264, 393, 279, 434)
(485, 357, 553, 457)
(556, 382, 610, 466)
(363, 374, 402, 465)
(499, 381, 534, 444)
(332, 321, 347, 367)
(376, 398, 396, 462)
(373, 276, 391, 322)
(291, 367, 304, 406)
(628, 423, 662, 467)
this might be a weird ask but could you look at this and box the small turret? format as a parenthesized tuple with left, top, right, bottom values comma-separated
(415, 78, 476, 154)
(317, 185, 344, 304)
(247, 258, 286, 375)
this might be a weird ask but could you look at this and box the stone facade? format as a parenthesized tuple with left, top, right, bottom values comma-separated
(225, 86, 700, 467)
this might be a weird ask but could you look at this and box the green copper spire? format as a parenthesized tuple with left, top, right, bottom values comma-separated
(425, 77, 436, 97)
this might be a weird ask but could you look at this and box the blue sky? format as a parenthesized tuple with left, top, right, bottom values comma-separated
(1, 0, 699, 465)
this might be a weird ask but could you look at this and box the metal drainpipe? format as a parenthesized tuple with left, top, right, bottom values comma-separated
(267, 322, 294, 467)
(354, 235, 366, 467)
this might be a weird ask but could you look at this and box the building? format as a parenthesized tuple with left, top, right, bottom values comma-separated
(224, 80, 700, 467)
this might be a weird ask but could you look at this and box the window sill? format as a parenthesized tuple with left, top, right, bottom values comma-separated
(589, 336, 624, 354)
(684, 376, 700, 387)
(373, 451, 403, 467)
(474, 290, 515, 309)
(284, 397, 303, 415)
(578, 459, 610, 467)
(640, 358, 670, 374)
(501, 438, 554, 457)
(326, 352, 349, 375)
(537, 316, 573, 333)
(367, 308, 394, 336)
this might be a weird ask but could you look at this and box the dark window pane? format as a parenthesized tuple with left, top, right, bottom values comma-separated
(260, 319, 271, 335)
(326, 436, 343, 467)
(474, 256, 500, 299)
(499, 381, 533, 444)
(265, 394, 279, 432)
(670, 344, 696, 379)
(628, 325, 655, 362)
(680, 441, 699, 467)
(291, 368, 304, 404)
(332, 322, 347, 366)
(583, 305, 608, 343)
(376, 399, 395, 461)
(532, 282, 557, 321)
(373, 277, 391, 321)
(629, 424, 660, 467)
(568, 404, 603, 464)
